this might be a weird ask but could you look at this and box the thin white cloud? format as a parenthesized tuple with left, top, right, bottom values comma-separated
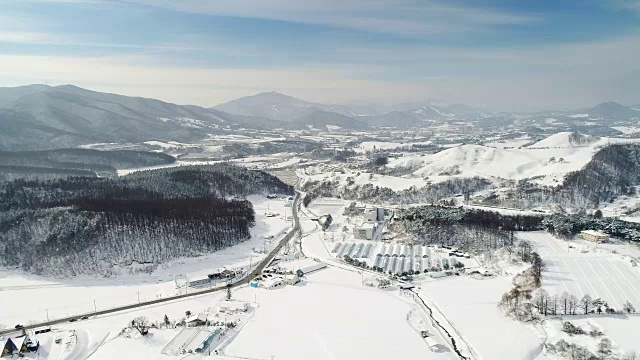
(0, 54, 435, 106)
(126, 0, 540, 35)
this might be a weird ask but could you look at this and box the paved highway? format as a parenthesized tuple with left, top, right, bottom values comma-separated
(0, 190, 302, 336)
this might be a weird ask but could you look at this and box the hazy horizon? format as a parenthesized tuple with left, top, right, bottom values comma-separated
(1, 0, 639, 111)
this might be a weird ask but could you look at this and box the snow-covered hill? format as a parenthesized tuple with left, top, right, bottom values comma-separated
(387, 132, 640, 185)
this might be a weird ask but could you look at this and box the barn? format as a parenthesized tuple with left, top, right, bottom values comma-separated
(295, 262, 327, 277)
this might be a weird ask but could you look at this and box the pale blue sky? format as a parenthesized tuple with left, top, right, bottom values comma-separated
(0, 0, 639, 110)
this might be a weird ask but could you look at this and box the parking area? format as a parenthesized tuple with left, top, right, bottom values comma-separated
(518, 231, 640, 309)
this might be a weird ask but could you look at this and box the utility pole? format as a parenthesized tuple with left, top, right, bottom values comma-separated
(94, 300, 97, 314)
(137, 291, 140, 304)
(46, 309, 49, 322)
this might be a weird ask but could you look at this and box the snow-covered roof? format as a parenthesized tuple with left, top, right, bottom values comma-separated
(9, 336, 27, 349)
(186, 313, 207, 323)
(355, 222, 376, 230)
(262, 276, 284, 288)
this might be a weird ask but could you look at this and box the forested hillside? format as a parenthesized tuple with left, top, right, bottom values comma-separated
(0, 164, 293, 276)
(0, 148, 175, 182)
(495, 144, 640, 211)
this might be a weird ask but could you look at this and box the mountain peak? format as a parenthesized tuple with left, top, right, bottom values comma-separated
(593, 101, 625, 109)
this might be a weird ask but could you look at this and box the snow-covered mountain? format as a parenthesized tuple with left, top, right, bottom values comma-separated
(214, 91, 484, 127)
(213, 91, 358, 121)
(0, 85, 278, 150)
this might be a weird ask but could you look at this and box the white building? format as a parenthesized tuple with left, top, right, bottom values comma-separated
(262, 276, 284, 289)
(364, 207, 385, 222)
(353, 222, 376, 240)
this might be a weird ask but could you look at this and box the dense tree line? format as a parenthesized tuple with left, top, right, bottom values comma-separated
(0, 165, 97, 183)
(542, 213, 640, 242)
(221, 140, 322, 158)
(0, 148, 175, 179)
(0, 164, 292, 276)
(393, 206, 544, 252)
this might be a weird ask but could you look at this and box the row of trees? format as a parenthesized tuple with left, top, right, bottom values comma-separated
(501, 287, 637, 322)
(534, 290, 636, 316)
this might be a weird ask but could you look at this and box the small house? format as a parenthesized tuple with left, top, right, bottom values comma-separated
(185, 313, 207, 327)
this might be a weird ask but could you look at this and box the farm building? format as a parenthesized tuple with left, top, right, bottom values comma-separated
(208, 268, 237, 280)
(580, 230, 608, 243)
(186, 313, 208, 327)
(296, 263, 327, 277)
(262, 276, 285, 289)
(353, 222, 376, 240)
(363, 207, 385, 222)
(219, 300, 249, 314)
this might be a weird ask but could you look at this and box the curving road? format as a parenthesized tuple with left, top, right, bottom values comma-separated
(0, 191, 301, 337)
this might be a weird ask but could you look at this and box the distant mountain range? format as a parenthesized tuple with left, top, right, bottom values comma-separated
(574, 101, 640, 120)
(1, 84, 638, 151)
(213, 91, 485, 129)
(0, 85, 282, 150)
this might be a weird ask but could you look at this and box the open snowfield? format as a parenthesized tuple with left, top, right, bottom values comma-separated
(518, 232, 640, 310)
(0, 196, 292, 328)
(225, 266, 450, 360)
(419, 276, 544, 360)
(9, 263, 450, 360)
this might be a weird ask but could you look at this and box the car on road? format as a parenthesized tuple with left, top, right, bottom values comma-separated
(69, 318, 77, 322)
(14, 324, 23, 329)
(55, 338, 62, 344)
(81, 316, 89, 320)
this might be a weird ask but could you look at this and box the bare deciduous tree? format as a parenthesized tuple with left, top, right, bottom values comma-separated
(131, 316, 150, 336)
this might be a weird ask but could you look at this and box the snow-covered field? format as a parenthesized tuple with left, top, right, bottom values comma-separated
(419, 276, 544, 360)
(0, 196, 292, 328)
(225, 266, 448, 360)
(519, 232, 640, 310)
(9, 260, 448, 360)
